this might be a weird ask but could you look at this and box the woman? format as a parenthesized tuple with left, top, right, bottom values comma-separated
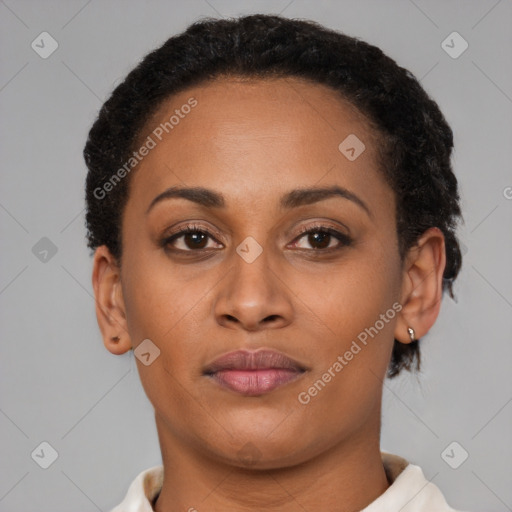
(84, 14, 465, 511)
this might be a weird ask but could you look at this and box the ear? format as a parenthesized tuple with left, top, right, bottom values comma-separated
(91, 245, 132, 355)
(394, 227, 446, 344)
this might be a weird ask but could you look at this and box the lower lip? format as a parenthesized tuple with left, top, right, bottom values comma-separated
(209, 369, 303, 396)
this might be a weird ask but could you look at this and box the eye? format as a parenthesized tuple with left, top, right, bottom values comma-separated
(162, 223, 223, 252)
(291, 224, 352, 251)
(161, 222, 352, 254)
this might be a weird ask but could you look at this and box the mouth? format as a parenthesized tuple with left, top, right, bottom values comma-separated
(203, 349, 307, 396)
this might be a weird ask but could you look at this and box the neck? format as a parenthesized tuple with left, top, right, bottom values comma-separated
(153, 413, 389, 512)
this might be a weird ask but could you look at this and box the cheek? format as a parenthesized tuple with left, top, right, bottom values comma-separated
(120, 253, 221, 396)
(293, 250, 400, 408)
(307, 252, 400, 341)
(120, 258, 206, 412)
(121, 250, 199, 339)
(293, 261, 399, 441)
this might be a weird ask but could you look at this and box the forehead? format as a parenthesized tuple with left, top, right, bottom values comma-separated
(129, 76, 388, 213)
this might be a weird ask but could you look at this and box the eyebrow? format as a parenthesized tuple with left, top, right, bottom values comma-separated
(146, 185, 371, 217)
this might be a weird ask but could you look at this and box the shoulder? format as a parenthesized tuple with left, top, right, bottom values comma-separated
(109, 465, 164, 512)
(361, 452, 469, 512)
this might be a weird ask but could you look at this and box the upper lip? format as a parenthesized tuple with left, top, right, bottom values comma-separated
(203, 349, 307, 374)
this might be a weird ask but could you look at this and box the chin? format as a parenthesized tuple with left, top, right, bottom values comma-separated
(201, 426, 318, 471)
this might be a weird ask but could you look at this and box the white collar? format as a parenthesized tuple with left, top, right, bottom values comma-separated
(109, 452, 464, 511)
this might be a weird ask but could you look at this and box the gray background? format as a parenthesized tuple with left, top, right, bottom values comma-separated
(1, 0, 511, 510)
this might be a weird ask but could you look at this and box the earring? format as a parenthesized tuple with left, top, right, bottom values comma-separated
(111, 336, 120, 342)
(407, 327, 416, 342)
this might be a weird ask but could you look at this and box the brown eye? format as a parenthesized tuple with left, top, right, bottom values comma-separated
(292, 226, 352, 251)
(178, 231, 210, 250)
(305, 231, 331, 249)
(162, 225, 222, 252)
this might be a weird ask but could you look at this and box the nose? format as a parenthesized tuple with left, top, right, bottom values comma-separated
(214, 247, 294, 332)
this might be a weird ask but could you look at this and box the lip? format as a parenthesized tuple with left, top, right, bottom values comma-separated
(203, 349, 307, 396)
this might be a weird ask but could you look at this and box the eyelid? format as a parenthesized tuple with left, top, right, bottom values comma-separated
(294, 220, 350, 237)
(163, 221, 224, 242)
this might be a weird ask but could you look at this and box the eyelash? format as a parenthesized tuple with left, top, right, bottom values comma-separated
(161, 222, 352, 255)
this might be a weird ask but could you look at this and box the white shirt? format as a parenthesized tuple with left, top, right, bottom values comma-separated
(109, 452, 465, 512)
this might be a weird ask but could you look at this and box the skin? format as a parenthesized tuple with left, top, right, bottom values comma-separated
(92, 77, 446, 511)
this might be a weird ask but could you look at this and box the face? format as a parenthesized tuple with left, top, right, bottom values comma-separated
(110, 77, 406, 468)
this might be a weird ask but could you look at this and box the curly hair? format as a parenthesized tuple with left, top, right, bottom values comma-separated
(83, 14, 463, 378)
